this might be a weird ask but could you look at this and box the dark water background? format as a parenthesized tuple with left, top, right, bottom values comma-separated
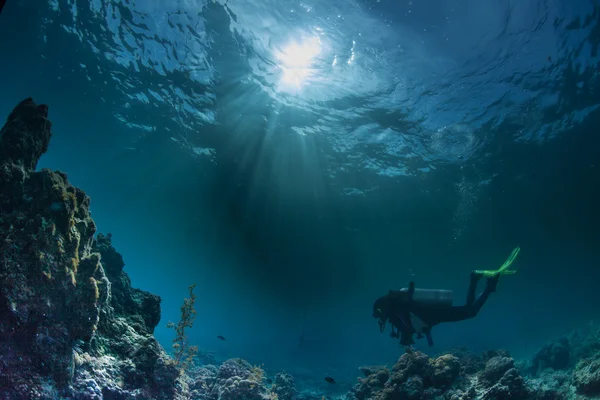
(1, 0, 600, 388)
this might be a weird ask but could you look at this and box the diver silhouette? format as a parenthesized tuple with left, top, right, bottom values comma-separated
(373, 247, 520, 347)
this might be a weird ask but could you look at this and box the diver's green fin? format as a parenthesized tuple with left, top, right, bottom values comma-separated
(473, 247, 520, 277)
(498, 247, 520, 273)
(473, 269, 517, 277)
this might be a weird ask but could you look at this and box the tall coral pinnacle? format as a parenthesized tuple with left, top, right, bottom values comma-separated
(0, 97, 52, 172)
(0, 99, 184, 399)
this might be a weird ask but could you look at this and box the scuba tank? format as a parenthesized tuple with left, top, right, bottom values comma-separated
(399, 286, 454, 307)
(396, 282, 454, 347)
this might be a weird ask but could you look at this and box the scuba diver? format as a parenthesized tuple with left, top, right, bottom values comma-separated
(373, 247, 520, 347)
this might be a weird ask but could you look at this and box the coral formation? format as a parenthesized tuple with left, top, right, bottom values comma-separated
(531, 338, 570, 373)
(272, 371, 298, 400)
(0, 97, 296, 400)
(348, 350, 514, 400)
(0, 98, 184, 399)
(348, 349, 465, 400)
(346, 325, 600, 400)
(186, 358, 278, 400)
(573, 355, 600, 396)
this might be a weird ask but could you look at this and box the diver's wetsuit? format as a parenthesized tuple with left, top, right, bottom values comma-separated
(373, 272, 499, 346)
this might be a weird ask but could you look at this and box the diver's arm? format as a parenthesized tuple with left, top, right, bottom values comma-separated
(400, 330, 414, 346)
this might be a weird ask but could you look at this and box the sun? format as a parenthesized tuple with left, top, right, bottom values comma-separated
(276, 36, 321, 89)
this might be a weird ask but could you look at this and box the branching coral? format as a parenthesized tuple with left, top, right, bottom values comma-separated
(249, 364, 265, 383)
(167, 283, 199, 371)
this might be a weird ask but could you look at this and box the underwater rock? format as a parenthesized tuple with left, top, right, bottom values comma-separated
(186, 360, 296, 400)
(358, 365, 388, 378)
(0, 97, 51, 172)
(272, 371, 298, 400)
(346, 350, 540, 400)
(520, 324, 600, 399)
(431, 354, 461, 388)
(0, 98, 99, 392)
(390, 350, 432, 382)
(447, 347, 488, 375)
(350, 366, 390, 400)
(93, 232, 162, 335)
(349, 365, 390, 400)
(188, 364, 219, 399)
(525, 370, 571, 400)
(480, 368, 529, 400)
(344, 342, 600, 400)
(573, 353, 600, 396)
(217, 358, 254, 380)
(0, 98, 185, 399)
(185, 358, 273, 400)
(349, 350, 464, 400)
(531, 338, 571, 373)
(215, 360, 270, 400)
(569, 323, 600, 363)
(479, 356, 515, 387)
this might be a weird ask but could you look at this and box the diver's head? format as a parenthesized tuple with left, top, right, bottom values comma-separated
(373, 289, 412, 321)
(373, 295, 392, 333)
(372, 296, 390, 319)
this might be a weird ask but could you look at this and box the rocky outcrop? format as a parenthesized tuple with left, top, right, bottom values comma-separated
(346, 349, 556, 400)
(531, 338, 571, 374)
(348, 349, 465, 400)
(187, 358, 279, 400)
(573, 354, 600, 396)
(272, 371, 298, 400)
(0, 98, 184, 399)
(346, 324, 600, 400)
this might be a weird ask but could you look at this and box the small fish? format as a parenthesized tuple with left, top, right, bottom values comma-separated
(324, 377, 336, 384)
(217, 335, 226, 341)
(265, 378, 273, 385)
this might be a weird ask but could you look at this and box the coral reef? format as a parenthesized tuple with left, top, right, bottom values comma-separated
(0, 98, 295, 400)
(272, 371, 298, 400)
(531, 338, 570, 373)
(348, 349, 465, 400)
(186, 358, 279, 400)
(346, 324, 600, 400)
(573, 355, 600, 396)
(347, 349, 531, 400)
(0, 98, 184, 399)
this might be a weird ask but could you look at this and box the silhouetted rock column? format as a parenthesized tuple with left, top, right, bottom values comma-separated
(0, 98, 100, 391)
(0, 97, 51, 172)
(0, 98, 184, 399)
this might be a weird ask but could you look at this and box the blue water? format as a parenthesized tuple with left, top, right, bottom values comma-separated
(1, 0, 600, 392)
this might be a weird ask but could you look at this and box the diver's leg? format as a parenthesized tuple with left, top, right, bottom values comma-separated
(466, 272, 480, 305)
(441, 275, 499, 322)
(439, 305, 471, 322)
(466, 275, 499, 315)
(470, 275, 498, 312)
